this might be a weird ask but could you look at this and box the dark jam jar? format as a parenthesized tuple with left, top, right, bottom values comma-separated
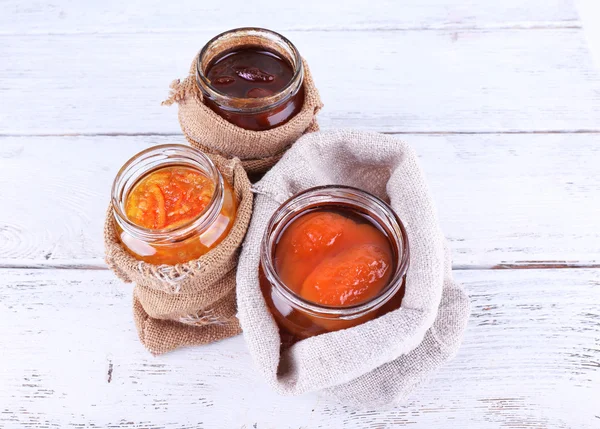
(259, 186, 410, 346)
(196, 28, 305, 131)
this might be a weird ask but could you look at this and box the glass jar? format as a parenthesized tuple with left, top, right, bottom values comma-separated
(111, 144, 237, 265)
(196, 27, 305, 131)
(259, 186, 410, 345)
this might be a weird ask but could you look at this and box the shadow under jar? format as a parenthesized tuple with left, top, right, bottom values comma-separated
(111, 144, 237, 265)
(259, 186, 410, 347)
(196, 27, 305, 131)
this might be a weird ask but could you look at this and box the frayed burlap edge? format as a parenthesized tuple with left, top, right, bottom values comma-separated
(133, 287, 241, 356)
(163, 55, 323, 175)
(104, 155, 253, 355)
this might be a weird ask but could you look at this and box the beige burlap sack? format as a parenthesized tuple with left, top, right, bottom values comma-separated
(236, 130, 470, 408)
(162, 55, 323, 175)
(105, 155, 253, 355)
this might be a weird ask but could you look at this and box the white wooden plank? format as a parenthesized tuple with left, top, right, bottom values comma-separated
(0, 0, 580, 35)
(0, 268, 598, 428)
(577, 0, 600, 69)
(0, 134, 599, 268)
(2, 29, 600, 135)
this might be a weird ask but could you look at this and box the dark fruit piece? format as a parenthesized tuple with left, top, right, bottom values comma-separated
(213, 76, 235, 86)
(246, 88, 274, 98)
(234, 66, 274, 83)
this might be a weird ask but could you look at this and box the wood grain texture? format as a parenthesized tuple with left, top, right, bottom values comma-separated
(1, 134, 599, 268)
(0, 0, 579, 34)
(0, 268, 598, 428)
(2, 29, 600, 135)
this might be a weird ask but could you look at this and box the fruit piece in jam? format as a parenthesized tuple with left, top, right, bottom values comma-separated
(300, 243, 392, 307)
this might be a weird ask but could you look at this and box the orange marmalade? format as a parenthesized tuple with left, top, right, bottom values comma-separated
(259, 187, 410, 345)
(112, 145, 237, 265)
(126, 167, 216, 231)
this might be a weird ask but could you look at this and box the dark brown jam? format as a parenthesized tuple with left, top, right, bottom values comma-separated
(207, 48, 294, 98)
(204, 46, 304, 131)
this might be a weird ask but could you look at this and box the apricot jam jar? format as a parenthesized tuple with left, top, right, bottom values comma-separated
(196, 27, 305, 131)
(111, 144, 237, 265)
(259, 186, 410, 344)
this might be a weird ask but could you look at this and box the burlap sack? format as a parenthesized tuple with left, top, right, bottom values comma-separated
(105, 155, 253, 355)
(162, 55, 323, 175)
(236, 129, 470, 408)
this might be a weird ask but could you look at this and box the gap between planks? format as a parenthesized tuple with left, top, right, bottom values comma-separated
(1, 260, 599, 271)
(0, 21, 583, 37)
(2, 130, 600, 138)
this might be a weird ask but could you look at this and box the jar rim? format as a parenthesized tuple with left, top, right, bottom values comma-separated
(260, 185, 410, 319)
(111, 144, 225, 243)
(196, 27, 304, 113)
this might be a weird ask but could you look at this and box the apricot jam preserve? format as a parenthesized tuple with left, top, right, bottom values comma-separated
(259, 186, 410, 345)
(196, 28, 304, 131)
(111, 145, 237, 265)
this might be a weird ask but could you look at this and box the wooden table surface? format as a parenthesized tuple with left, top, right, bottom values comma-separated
(1, 1, 599, 428)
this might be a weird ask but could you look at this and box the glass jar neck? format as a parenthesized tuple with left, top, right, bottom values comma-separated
(111, 144, 225, 244)
(196, 27, 304, 114)
(260, 186, 410, 320)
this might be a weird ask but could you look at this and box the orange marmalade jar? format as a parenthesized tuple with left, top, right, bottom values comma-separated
(259, 186, 410, 345)
(111, 144, 237, 265)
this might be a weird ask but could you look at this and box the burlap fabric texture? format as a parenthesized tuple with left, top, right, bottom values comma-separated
(162, 55, 323, 175)
(105, 155, 253, 355)
(236, 130, 471, 408)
